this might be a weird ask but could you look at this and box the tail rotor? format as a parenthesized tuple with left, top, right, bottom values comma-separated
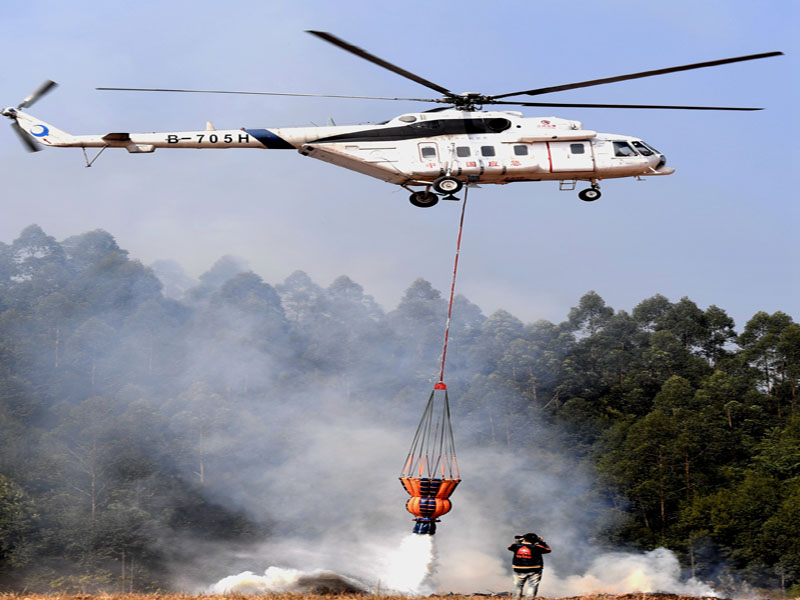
(9, 118, 40, 152)
(18, 80, 58, 109)
(3, 80, 58, 152)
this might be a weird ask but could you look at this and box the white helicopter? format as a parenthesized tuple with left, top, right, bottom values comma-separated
(3, 32, 781, 207)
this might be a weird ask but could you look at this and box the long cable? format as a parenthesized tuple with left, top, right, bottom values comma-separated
(438, 186, 469, 384)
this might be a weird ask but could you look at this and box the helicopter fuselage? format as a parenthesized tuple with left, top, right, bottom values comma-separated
(10, 108, 673, 200)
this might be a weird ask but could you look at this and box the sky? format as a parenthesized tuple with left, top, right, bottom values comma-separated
(1, 0, 797, 329)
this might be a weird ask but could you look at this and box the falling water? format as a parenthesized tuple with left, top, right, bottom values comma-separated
(377, 533, 438, 595)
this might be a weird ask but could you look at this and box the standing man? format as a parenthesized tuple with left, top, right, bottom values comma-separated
(508, 532, 551, 599)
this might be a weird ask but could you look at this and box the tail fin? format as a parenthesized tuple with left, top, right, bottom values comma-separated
(13, 110, 76, 147)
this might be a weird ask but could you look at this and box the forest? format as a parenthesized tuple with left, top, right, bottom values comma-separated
(0, 224, 798, 594)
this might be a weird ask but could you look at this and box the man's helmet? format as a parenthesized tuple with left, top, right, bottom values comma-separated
(523, 533, 539, 543)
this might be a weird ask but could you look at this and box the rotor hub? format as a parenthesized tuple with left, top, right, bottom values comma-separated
(449, 92, 488, 111)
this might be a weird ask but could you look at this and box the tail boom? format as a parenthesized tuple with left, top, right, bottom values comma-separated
(9, 110, 303, 153)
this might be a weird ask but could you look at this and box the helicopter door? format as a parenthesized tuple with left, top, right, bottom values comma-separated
(418, 143, 439, 164)
(414, 142, 441, 178)
(479, 144, 503, 180)
(548, 141, 594, 172)
(452, 144, 479, 178)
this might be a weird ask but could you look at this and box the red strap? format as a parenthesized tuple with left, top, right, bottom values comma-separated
(438, 186, 469, 384)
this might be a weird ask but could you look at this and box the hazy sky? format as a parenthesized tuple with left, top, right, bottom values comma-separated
(1, 1, 796, 328)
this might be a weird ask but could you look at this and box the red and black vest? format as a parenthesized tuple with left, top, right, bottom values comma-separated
(508, 541, 551, 571)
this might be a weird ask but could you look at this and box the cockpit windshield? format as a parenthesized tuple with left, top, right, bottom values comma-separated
(634, 140, 661, 155)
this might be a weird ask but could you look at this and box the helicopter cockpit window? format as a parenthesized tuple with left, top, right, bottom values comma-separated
(631, 141, 653, 156)
(640, 141, 661, 155)
(570, 143, 586, 154)
(481, 146, 496, 157)
(513, 145, 528, 156)
(456, 146, 471, 158)
(613, 141, 638, 157)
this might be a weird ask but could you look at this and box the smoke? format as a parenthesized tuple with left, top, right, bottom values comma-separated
(143, 263, 722, 597)
(546, 548, 719, 597)
(0, 228, 748, 595)
(209, 567, 368, 594)
(205, 534, 436, 596)
(180, 382, 717, 597)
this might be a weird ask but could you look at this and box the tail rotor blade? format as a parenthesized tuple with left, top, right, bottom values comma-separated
(10, 119, 41, 152)
(18, 80, 58, 109)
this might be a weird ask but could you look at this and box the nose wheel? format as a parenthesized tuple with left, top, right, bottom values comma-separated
(578, 185, 602, 202)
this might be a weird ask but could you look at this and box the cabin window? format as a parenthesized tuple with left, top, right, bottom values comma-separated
(613, 141, 638, 157)
(570, 143, 585, 154)
(421, 146, 437, 159)
(513, 145, 528, 156)
(481, 146, 496, 157)
(456, 146, 471, 157)
(632, 141, 653, 156)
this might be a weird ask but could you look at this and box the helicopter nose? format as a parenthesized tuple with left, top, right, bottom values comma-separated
(653, 157, 674, 174)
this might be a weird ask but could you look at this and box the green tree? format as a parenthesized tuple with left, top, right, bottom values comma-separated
(776, 323, 800, 418)
(700, 305, 737, 366)
(388, 278, 447, 373)
(739, 311, 794, 397)
(567, 290, 614, 336)
(656, 297, 707, 350)
(0, 474, 38, 575)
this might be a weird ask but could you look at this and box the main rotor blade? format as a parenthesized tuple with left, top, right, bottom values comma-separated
(96, 87, 442, 103)
(10, 120, 40, 152)
(18, 80, 58, 109)
(307, 30, 454, 97)
(422, 105, 456, 113)
(489, 100, 764, 110)
(491, 51, 783, 100)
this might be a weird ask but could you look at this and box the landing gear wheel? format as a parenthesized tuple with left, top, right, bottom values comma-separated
(579, 187, 602, 202)
(409, 191, 439, 208)
(432, 176, 463, 195)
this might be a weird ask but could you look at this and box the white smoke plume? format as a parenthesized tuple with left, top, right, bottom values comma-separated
(210, 566, 367, 594)
(185, 383, 719, 597)
(546, 548, 719, 597)
(159, 269, 722, 597)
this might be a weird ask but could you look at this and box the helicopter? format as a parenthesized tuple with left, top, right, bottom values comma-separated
(2, 32, 782, 207)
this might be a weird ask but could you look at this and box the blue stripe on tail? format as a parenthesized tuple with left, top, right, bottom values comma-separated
(244, 129, 294, 149)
